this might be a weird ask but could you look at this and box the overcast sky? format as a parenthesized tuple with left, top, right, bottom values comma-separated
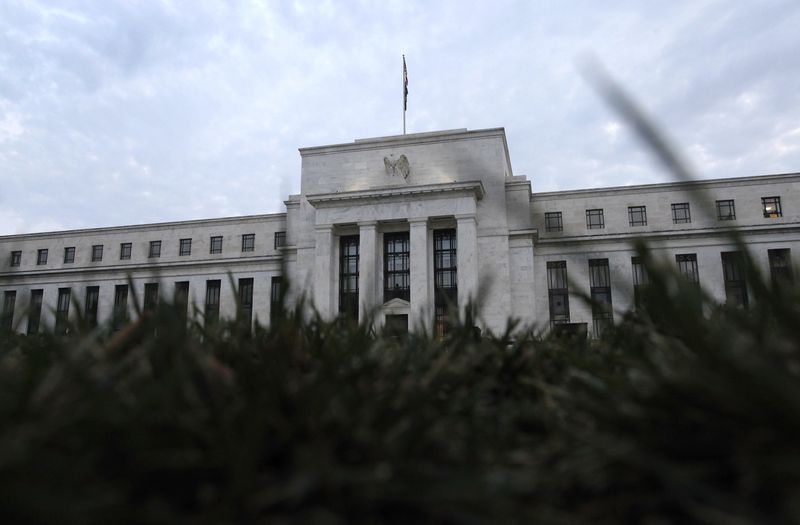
(1, 0, 799, 235)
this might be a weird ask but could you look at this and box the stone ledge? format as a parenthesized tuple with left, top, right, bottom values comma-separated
(306, 181, 485, 208)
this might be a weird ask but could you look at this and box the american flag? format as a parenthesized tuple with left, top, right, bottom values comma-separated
(403, 55, 408, 111)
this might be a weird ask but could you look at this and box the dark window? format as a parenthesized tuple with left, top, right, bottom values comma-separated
(37, 249, 48, 265)
(721, 252, 748, 307)
(628, 206, 647, 226)
(63, 247, 75, 264)
(113, 285, 128, 331)
(2, 291, 16, 331)
(84, 286, 99, 328)
(586, 209, 604, 229)
(547, 261, 569, 325)
(174, 281, 190, 321)
(238, 278, 253, 331)
(179, 238, 192, 256)
(768, 249, 793, 284)
(762, 196, 782, 218)
(10, 251, 21, 267)
(384, 232, 410, 302)
(144, 283, 159, 313)
(210, 236, 223, 254)
(120, 242, 132, 260)
(55, 288, 71, 335)
(270, 276, 283, 322)
(589, 259, 613, 337)
(545, 212, 563, 233)
(676, 254, 699, 285)
(671, 203, 691, 224)
(631, 256, 650, 308)
(91, 244, 103, 262)
(716, 200, 736, 221)
(149, 240, 161, 258)
(27, 289, 43, 335)
(434, 229, 457, 338)
(339, 235, 360, 319)
(242, 234, 255, 252)
(274, 231, 286, 249)
(384, 314, 409, 336)
(205, 280, 221, 327)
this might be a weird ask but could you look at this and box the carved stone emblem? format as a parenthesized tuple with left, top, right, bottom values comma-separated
(383, 154, 410, 179)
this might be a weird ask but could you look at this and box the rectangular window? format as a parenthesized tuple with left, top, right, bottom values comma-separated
(10, 251, 21, 267)
(91, 244, 103, 262)
(120, 242, 132, 260)
(63, 247, 75, 264)
(242, 233, 255, 252)
(149, 240, 161, 258)
(721, 252, 748, 308)
(27, 289, 43, 335)
(676, 254, 699, 285)
(55, 288, 71, 334)
(547, 261, 569, 325)
(628, 206, 647, 227)
(270, 276, 283, 322)
(210, 236, 223, 254)
(762, 196, 782, 218)
(37, 249, 48, 265)
(339, 235, 360, 319)
(205, 280, 221, 327)
(179, 238, 192, 256)
(631, 256, 650, 308)
(716, 199, 736, 221)
(238, 278, 253, 331)
(433, 229, 458, 338)
(544, 212, 563, 233)
(113, 284, 128, 331)
(85, 286, 99, 328)
(274, 231, 286, 249)
(384, 232, 410, 302)
(2, 291, 16, 331)
(671, 202, 691, 224)
(768, 248, 793, 284)
(586, 209, 604, 229)
(174, 281, 190, 321)
(589, 259, 613, 337)
(143, 283, 159, 313)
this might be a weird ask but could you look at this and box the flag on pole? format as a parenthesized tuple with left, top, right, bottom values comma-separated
(403, 55, 408, 111)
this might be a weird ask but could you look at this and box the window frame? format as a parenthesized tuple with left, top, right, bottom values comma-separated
(716, 199, 736, 221)
(433, 229, 458, 338)
(149, 240, 162, 258)
(55, 287, 71, 334)
(205, 279, 221, 327)
(274, 231, 286, 249)
(2, 290, 16, 330)
(210, 236, 223, 254)
(10, 251, 21, 267)
(544, 212, 563, 233)
(63, 246, 75, 264)
(270, 275, 283, 322)
(339, 235, 360, 319)
(238, 277, 254, 331)
(721, 251, 748, 307)
(27, 289, 43, 335)
(179, 238, 192, 256)
(91, 244, 103, 262)
(384, 231, 410, 303)
(676, 253, 700, 285)
(589, 258, 613, 337)
(120, 242, 132, 260)
(37, 249, 48, 266)
(85, 286, 99, 328)
(547, 260, 570, 325)
(241, 233, 255, 252)
(671, 202, 691, 224)
(768, 248, 793, 284)
(586, 209, 605, 230)
(113, 284, 129, 331)
(762, 196, 782, 218)
(628, 206, 647, 227)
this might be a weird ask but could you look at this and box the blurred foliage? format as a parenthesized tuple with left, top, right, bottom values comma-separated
(1, 249, 800, 525)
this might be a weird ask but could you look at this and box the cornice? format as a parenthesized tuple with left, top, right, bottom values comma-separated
(306, 181, 485, 208)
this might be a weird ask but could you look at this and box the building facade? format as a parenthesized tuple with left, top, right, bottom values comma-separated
(1, 128, 798, 336)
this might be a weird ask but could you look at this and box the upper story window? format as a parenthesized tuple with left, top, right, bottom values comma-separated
(91, 244, 103, 262)
(716, 199, 736, 221)
(37, 249, 48, 265)
(179, 238, 192, 256)
(242, 233, 255, 252)
(149, 240, 161, 258)
(671, 203, 691, 224)
(586, 209, 604, 229)
(384, 232, 410, 303)
(274, 231, 287, 249)
(676, 253, 699, 285)
(10, 251, 21, 267)
(120, 242, 132, 260)
(210, 236, 223, 254)
(762, 196, 782, 218)
(628, 206, 647, 226)
(544, 212, 563, 233)
(63, 247, 75, 264)
(547, 261, 569, 325)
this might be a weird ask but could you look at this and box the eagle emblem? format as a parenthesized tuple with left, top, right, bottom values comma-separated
(383, 154, 410, 179)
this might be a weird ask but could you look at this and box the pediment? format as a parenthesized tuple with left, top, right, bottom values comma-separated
(382, 297, 410, 309)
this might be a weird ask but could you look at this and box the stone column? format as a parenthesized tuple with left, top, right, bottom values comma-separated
(456, 215, 479, 321)
(313, 225, 335, 319)
(409, 218, 430, 332)
(358, 221, 378, 322)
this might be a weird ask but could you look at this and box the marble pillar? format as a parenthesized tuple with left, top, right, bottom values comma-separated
(409, 218, 430, 332)
(358, 221, 378, 322)
(313, 225, 334, 318)
(456, 215, 478, 321)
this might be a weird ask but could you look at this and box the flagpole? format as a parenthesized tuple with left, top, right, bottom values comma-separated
(402, 55, 406, 135)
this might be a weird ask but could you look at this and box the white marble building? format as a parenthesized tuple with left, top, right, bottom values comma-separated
(1, 128, 798, 336)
